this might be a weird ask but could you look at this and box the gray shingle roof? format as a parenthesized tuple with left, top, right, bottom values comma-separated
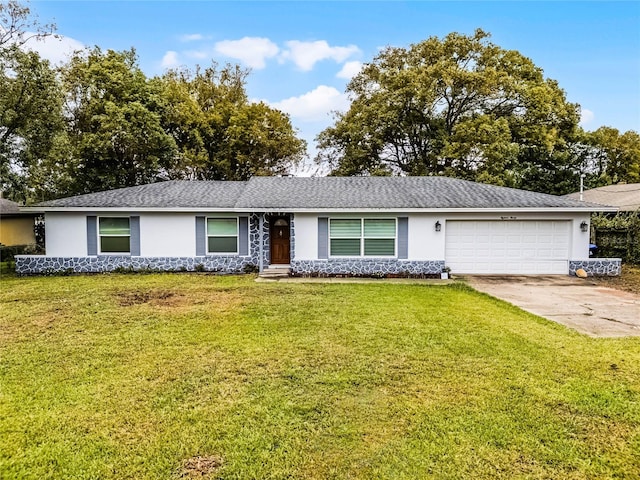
(237, 176, 603, 209)
(1, 198, 40, 216)
(37, 180, 247, 208)
(565, 183, 639, 211)
(33, 176, 607, 210)
(0, 198, 22, 214)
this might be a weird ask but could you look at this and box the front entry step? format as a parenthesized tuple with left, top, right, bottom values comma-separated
(259, 266, 291, 278)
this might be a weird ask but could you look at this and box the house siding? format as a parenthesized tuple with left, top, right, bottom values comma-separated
(18, 212, 263, 274)
(15, 209, 604, 276)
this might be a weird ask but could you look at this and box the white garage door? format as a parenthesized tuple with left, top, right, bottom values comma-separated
(445, 221, 570, 274)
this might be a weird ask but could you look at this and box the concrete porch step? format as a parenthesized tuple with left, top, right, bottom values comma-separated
(259, 266, 291, 278)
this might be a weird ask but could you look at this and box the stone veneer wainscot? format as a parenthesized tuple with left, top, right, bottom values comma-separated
(290, 259, 445, 276)
(15, 255, 257, 275)
(569, 259, 622, 276)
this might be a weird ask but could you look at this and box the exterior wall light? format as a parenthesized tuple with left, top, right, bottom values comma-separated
(435, 221, 441, 232)
(580, 221, 589, 232)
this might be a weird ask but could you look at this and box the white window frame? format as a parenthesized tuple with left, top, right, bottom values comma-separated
(329, 218, 397, 258)
(97, 216, 131, 255)
(206, 217, 239, 255)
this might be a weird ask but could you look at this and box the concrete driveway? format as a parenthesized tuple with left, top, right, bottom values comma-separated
(465, 276, 640, 338)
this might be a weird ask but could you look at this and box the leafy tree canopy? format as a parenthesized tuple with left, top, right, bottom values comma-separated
(1, 3, 637, 201)
(156, 64, 306, 181)
(61, 47, 177, 194)
(316, 29, 586, 193)
(580, 127, 640, 187)
(1, 1, 64, 202)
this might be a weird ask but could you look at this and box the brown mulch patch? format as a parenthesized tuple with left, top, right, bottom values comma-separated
(178, 455, 223, 478)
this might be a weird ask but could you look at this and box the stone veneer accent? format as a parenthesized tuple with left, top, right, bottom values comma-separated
(15, 255, 257, 275)
(569, 259, 621, 276)
(290, 259, 445, 276)
(17, 214, 266, 275)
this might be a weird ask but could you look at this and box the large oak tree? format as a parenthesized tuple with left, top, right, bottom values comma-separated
(316, 30, 583, 194)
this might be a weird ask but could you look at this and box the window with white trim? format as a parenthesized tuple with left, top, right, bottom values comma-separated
(329, 218, 396, 257)
(99, 217, 130, 254)
(207, 218, 238, 254)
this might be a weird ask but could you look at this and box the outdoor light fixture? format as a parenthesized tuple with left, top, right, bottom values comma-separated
(435, 221, 441, 232)
(580, 221, 589, 232)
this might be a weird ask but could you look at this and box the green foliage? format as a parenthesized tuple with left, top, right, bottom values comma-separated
(61, 48, 178, 195)
(3, 3, 638, 200)
(1, 2, 305, 200)
(0, 45, 66, 202)
(592, 211, 640, 230)
(242, 263, 259, 274)
(1, 275, 640, 478)
(592, 212, 640, 264)
(578, 127, 640, 187)
(316, 30, 585, 194)
(0, 260, 16, 276)
(0, 243, 44, 262)
(156, 64, 306, 181)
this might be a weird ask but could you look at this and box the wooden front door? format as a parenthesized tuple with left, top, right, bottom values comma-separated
(270, 216, 290, 264)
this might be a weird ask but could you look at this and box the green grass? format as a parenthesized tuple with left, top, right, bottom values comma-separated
(1, 274, 639, 479)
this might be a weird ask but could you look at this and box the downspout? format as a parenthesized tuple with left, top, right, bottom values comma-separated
(259, 214, 264, 273)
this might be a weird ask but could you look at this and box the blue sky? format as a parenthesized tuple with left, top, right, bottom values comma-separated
(29, 1, 640, 167)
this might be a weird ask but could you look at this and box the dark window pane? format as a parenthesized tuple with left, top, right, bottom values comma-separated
(207, 218, 237, 236)
(99, 217, 130, 235)
(330, 238, 361, 256)
(364, 238, 395, 256)
(100, 236, 130, 253)
(208, 236, 237, 253)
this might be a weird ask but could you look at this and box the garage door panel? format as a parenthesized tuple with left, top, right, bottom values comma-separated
(446, 220, 570, 274)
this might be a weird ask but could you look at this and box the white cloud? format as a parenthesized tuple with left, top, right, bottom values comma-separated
(214, 37, 279, 69)
(271, 85, 349, 122)
(580, 108, 595, 126)
(281, 40, 360, 71)
(336, 60, 362, 79)
(179, 33, 206, 42)
(22, 33, 84, 65)
(161, 51, 180, 69)
(185, 49, 209, 60)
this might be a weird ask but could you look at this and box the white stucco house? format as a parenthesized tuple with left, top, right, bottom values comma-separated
(16, 176, 621, 276)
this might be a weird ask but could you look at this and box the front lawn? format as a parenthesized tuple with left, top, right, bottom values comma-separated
(1, 274, 639, 479)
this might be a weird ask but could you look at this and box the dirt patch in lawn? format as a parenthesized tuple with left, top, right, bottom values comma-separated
(178, 455, 223, 478)
(591, 265, 640, 295)
(114, 288, 246, 314)
(116, 290, 183, 307)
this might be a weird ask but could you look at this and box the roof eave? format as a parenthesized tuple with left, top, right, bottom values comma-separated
(23, 206, 617, 213)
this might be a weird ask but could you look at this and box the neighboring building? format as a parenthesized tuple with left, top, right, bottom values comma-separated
(565, 183, 640, 212)
(566, 184, 640, 264)
(16, 177, 621, 276)
(0, 198, 38, 246)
